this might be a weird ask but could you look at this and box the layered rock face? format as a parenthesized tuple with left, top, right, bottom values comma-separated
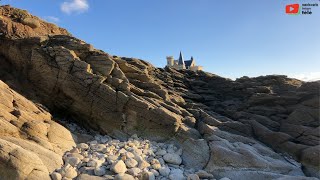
(0, 80, 76, 179)
(0, 5, 319, 180)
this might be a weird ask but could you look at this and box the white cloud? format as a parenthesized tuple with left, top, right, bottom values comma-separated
(61, 0, 89, 14)
(43, 16, 60, 23)
(290, 72, 320, 82)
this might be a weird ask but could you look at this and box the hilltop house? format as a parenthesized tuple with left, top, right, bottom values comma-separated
(166, 52, 203, 71)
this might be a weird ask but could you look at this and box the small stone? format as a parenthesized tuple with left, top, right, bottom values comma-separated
(196, 170, 214, 179)
(138, 160, 151, 169)
(69, 147, 80, 153)
(104, 175, 115, 180)
(125, 158, 138, 168)
(150, 169, 160, 176)
(78, 174, 107, 180)
(150, 159, 160, 165)
(163, 153, 182, 165)
(126, 152, 135, 159)
(51, 172, 62, 180)
(127, 167, 141, 176)
(78, 166, 95, 175)
(108, 155, 119, 161)
(89, 140, 98, 145)
(111, 160, 127, 174)
(134, 155, 144, 163)
(155, 149, 167, 156)
(158, 158, 165, 165)
(61, 164, 78, 179)
(118, 148, 127, 154)
(87, 160, 97, 167)
(133, 148, 143, 156)
(96, 144, 107, 152)
(159, 167, 170, 177)
(65, 157, 81, 167)
(101, 136, 110, 143)
(169, 173, 185, 180)
(167, 148, 175, 154)
(83, 158, 90, 163)
(140, 171, 155, 180)
(114, 173, 135, 180)
(94, 166, 107, 176)
(187, 174, 200, 180)
(77, 143, 89, 150)
(68, 153, 84, 160)
(169, 169, 184, 180)
(152, 163, 161, 170)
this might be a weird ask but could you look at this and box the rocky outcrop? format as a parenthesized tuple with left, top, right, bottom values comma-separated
(0, 5, 319, 179)
(0, 80, 76, 179)
(0, 5, 69, 39)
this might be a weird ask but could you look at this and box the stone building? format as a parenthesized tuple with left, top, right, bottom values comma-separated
(166, 51, 203, 71)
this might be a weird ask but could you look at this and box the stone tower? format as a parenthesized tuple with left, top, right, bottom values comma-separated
(166, 56, 174, 67)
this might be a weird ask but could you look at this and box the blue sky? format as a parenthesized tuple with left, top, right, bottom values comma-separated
(4, 0, 320, 81)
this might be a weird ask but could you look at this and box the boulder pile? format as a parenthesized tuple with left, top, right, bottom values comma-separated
(52, 134, 223, 180)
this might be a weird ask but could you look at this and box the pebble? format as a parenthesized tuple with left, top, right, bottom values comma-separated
(125, 158, 138, 168)
(69, 147, 80, 154)
(152, 163, 162, 170)
(150, 169, 160, 176)
(141, 171, 155, 180)
(77, 143, 89, 150)
(188, 174, 200, 180)
(114, 173, 135, 180)
(104, 175, 115, 180)
(163, 153, 182, 165)
(159, 167, 170, 177)
(108, 155, 119, 162)
(87, 160, 97, 167)
(126, 152, 135, 159)
(65, 157, 81, 167)
(94, 166, 106, 176)
(67, 153, 84, 160)
(196, 170, 214, 179)
(169, 173, 185, 180)
(138, 160, 151, 169)
(127, 167, 141, 176)
(60, 164, 78, 179)
(51, 172, 62, 180)
(111, 160, 127, 174)
(156, 149, 167, 156)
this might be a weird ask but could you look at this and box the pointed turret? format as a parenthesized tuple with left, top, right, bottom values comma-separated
(178, 51, 185, 65)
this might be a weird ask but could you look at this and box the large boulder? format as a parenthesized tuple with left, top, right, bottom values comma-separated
(300, 146, 320, 178)
(0, 80, 76, 177)
(181, 138, 210, 170)
(0, 139, 50, 180)
(202, 124, 308, 179)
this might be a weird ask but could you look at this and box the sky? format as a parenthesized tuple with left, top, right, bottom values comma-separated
(3, 0, 320, 81)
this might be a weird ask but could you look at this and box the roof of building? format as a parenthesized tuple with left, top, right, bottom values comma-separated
(178, 51, 185, 65)
(184, 60, 192, 67)
(184, 56, 195, 67)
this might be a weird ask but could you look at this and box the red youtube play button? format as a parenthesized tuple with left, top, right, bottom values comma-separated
(286, 4, 300, 14)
